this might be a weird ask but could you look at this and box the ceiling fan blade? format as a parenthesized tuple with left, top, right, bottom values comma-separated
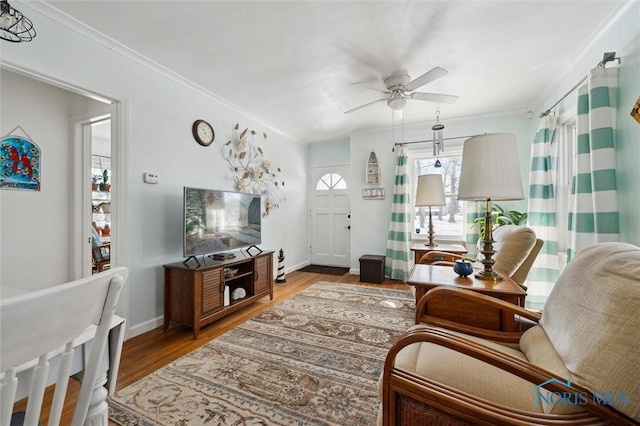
(344, 97, 388, 114)
(404, 67, 448, 92)
(410, 92, 459, 104)
(351, 81, 388, 94)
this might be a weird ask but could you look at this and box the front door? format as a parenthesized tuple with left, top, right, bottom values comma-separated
(309, 166, 350, 267)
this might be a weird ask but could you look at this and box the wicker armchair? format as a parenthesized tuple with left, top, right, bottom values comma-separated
(418, 225, 543, 290)
(379, 242, 640, 425)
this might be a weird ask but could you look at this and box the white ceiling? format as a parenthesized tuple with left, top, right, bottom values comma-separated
(43, 0, 627, 143)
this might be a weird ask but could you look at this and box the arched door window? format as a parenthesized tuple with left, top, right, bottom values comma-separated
(316, 173, 347, 190)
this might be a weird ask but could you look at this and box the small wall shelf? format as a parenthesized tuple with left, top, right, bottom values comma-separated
(366, 150, 380, 185)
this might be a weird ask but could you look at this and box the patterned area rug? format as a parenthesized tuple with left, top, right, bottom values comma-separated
(109, 282, 414, 425)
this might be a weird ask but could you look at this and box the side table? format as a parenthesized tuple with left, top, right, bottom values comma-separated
(408, 264, 526, 332)
(410, 242, 468, 265)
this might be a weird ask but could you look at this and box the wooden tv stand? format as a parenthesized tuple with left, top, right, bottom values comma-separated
(164, 250, 274, 339)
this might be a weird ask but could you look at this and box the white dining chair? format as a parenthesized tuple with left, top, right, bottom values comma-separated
(1, 267, 128, 426)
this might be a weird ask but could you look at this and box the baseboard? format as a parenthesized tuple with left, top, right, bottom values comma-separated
(128, 316, 163, 339)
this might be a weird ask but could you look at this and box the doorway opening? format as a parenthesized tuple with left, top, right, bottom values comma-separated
(90, 119, 112, 274)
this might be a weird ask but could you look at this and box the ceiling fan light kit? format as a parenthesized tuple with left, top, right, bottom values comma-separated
(387, 95, 408, 111)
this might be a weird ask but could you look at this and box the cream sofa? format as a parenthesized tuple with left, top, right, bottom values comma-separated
(380, 242, 640, 425)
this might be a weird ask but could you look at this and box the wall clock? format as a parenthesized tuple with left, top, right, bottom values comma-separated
(192, 119, 215, 146)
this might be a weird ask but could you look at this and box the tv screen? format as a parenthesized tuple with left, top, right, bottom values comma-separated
(183, 187, 261, 257)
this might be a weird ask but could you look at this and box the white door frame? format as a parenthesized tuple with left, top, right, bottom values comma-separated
(73, 112, 110, 277)
(72, 101, 129, 324)
(1, 55, 130, 335)
(308, 165, 351, 267)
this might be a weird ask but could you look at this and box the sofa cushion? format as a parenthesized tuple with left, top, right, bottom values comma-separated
(539, 242, 640, 421)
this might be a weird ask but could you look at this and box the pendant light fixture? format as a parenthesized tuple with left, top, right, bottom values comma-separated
(432, 109, 444, 167)
(0, 0, 36, 43)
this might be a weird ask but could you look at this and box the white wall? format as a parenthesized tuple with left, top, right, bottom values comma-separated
(1, 4, 309, 335)
(308, 138, 350, 166)
(0, 70, 107, 291)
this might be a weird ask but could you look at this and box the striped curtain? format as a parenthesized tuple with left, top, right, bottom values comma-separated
(568, 67, 619, 260)
(465, 201, 481, 255)
(385, 146, 412, 281)
(527, 115, 560, 307)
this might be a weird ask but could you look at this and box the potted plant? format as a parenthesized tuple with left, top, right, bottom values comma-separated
(472, 203, 528, 240)
(91, 174, 101, 191)
(99, 169, 111, 192)
(102, 224, 111, 236)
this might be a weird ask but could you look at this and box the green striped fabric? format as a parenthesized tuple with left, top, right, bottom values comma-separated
(385, 147, 412, 281)
(568, 67, 619, 260)
(465, 201, 481, 254)
(526, 115, 560, 304)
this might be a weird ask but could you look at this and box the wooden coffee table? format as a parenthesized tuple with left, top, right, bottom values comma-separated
(408, 264, 526, 331)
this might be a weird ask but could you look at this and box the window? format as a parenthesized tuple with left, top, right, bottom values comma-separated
(412, 155, 464, 239)
(556, 119, 576, 256)
(316, 173, 346, 190)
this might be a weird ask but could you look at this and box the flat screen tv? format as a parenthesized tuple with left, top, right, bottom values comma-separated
(183, 187, 261, 258)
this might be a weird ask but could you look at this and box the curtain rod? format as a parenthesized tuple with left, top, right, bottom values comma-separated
(394, 134, 481, 147)
(540, 52, 621, 118)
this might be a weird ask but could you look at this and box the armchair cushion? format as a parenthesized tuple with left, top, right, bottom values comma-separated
(539, 242, 640, 421)
(490, 225, 537, 276)
(519, 325, 582, 414)
(387, 325, 543, 413)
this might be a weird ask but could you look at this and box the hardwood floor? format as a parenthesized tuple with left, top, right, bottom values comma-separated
(22, 270, 409, 425)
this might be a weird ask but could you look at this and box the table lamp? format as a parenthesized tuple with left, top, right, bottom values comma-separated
(415, 174, 446, 247)
(458, 133, 524, 280)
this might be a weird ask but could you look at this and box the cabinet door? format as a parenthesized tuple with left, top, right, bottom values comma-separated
(201, 268, 223, 315)
(254, 255, 271, 294)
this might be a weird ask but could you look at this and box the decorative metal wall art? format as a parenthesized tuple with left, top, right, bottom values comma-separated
(1, 126, 40, 191)
(222, 123, 285, 216)
(631, 95, 640, 125)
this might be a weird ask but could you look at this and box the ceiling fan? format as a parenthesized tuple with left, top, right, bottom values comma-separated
(345, 67, 459, 114)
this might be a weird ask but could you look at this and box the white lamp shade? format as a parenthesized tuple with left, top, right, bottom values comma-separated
(457, 133, 524, 201)
(415, 174, 446, 206)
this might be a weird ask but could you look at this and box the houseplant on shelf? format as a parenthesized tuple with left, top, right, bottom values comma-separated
(92, 174, 101, 191)
(99, 169, 111, 192)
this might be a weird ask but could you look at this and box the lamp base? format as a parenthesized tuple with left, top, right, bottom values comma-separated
(475, 198, 503, 281)
(475, 269, 503, 281)
(426, 206, 438, 247)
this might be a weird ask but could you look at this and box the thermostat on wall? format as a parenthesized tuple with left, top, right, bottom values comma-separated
(143, 172, 159, 184)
